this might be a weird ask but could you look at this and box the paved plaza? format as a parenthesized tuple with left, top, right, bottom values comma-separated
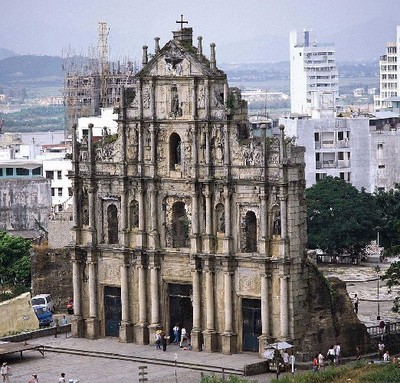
(0, 335, 286, 383)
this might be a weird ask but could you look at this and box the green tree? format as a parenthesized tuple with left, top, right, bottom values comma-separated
(306, 177, 380, 260)
(374, 184, 400, 255)
(0, 231, 31, 287)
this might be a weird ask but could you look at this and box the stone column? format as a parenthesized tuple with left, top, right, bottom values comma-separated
(120, 254, 133, 342)
(86, 251, 100, 339)
(148, 255, 160, 342)
(279, 274, 289, 339)
(258, 270, 271, 354)
(88, 187, 97, 244)
(223, 187, 231, 254)
(221, 266, 237, 354)
(279, 193, 287, 258)
(135, 259, 149, 344)
(203, 186, 213, 253)
(120, 184, 128, 247)
(259, 192, 269, 255)
(191, 78, 197, 119)
(190, 187, 200, 253)
(137, 187, 146, 247)
(148, 184, 159, 248)
(190, 260, 202, 351)
(203, 260, 217, 352)
(71, 250, 84, 337)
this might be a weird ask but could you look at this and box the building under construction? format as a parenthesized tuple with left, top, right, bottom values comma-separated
(63, 20, 137, 130)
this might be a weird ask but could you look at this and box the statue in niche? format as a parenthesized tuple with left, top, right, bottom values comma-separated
(143, 86, 151, 109)
(273, 210, 281, 236)
(198, 87, 205, 109)
(218, 211, 225, 233)
(170, 86, 182, 117)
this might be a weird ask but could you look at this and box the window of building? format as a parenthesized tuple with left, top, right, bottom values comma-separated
(243, 211, 257, 253)
(32, 167, 41, 176)
(46, 171, 54, 179)
(6, 168, 13, 176)
(338, 152, 344, 160)
(57, 170, 62, 179)
(107, 204, 119, 244)
(68, 188, 73, 197)
(316, 173, 327, 181)
(314, 132, 319, 142)
(58, 188, 63, 197)
(237, 123, 249, 140)
(51, 188, 55, 197)
(172, 201, 189, 248)
(0, 169, 2, 176)
(169, 133, 182, 170)
(378, 164, 385, 169)
(16, 168, 29, 176)
(130, 200, 139, 229)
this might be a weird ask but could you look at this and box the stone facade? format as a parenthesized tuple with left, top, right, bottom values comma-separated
(68, 24, 309, 355)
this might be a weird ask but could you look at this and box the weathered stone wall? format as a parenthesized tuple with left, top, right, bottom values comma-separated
(0, 292, 38, 336)
(300, 264, 371, 358)
(31, 246, 73, 311)
(0, 178, 51, 231)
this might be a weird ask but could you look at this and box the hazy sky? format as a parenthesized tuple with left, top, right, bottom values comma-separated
(1, 0, 400, 62)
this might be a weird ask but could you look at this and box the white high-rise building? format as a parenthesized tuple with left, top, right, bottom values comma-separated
(374, 26, 400, 111)
(290, 29, 338, 116)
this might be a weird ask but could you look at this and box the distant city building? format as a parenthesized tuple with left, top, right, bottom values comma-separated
(374, 26, 400, 111)
(280, 113, 400, 192)
(290, 29, 338, 115)
(77, 107, 118, 141)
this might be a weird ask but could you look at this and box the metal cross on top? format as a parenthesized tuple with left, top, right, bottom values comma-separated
(176, 14, 188, 30)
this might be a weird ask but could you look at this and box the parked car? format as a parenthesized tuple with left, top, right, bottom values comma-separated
(31, 294, 55, 313)
(67, 298, 74, 314)
(33, 306, 53, 327)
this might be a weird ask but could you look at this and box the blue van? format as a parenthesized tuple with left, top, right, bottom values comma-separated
(34, 307, 53, 327)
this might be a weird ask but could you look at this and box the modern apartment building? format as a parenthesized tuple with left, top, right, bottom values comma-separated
(280, 113, 400, 192)
(290, 29, 339, 115)
(374, 26, 400, 111)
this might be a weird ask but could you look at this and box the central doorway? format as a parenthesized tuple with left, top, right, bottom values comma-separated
(242, 298, 261, 352)
(168, 283, 193, 340)
(104, 286, 121, 337)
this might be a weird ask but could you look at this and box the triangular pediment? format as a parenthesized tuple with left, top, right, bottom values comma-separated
(137, 40, 220, 78)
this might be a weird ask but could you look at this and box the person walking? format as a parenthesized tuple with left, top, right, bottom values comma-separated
(282, 350, 289, 372)
(161, 331, 167, 352)
(59, 373, 66, 383)
(353, 294, 359, 314)
(355, 346, 362, 360)
(327, 345, 335, 365)
(172, 324, 180, 344)
(378, 341, 385, 359)
(334, 342, 341, 365)
(0, 362, 11, 383)
(318, 351, 325, 370)
(28, 374, 38, 383)
(289, 352, 296, 374)
(179, 326, 188, 348)
(312, 354, 319, 372)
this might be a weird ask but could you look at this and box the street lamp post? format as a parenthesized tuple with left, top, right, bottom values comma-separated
(375, 265, 381, 320)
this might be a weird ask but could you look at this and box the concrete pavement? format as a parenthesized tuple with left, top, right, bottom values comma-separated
(1, 334, 294, 383)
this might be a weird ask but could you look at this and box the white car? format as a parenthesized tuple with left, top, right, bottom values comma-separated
(31, 294, 55, 313)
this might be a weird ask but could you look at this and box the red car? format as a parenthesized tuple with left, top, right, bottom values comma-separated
(67, 298, 74, 314)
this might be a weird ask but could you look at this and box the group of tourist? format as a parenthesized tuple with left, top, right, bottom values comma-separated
(313, 342, 341, 372)
(0, 362, 68, 383)
(155, 324, 191, 352)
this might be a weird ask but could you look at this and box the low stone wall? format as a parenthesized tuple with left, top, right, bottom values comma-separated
(0, 324, 71, 342)
(243, 360, 269, 376)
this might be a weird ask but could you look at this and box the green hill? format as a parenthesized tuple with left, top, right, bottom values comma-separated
(0, 55, 63, 86)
